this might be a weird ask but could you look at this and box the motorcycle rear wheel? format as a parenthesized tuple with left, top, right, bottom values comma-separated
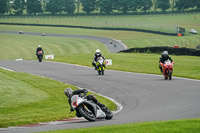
(79, 106, 96, 121)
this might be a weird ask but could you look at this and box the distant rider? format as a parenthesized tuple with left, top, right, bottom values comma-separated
(159, 51, 173, 72)
(92, 49, 105, 70)
(64, 88, 106, 116)
(36, 45, 44, 58)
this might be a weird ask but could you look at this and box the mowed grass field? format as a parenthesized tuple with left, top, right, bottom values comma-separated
(1, 13, 200, 33)
(0, 33, 109, 60)
(0, 68, 116, 128)
(0, 24, 200, 49)
(0, 33, 200, 80)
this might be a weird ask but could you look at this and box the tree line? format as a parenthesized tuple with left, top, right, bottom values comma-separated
(0, 0, 200, 15)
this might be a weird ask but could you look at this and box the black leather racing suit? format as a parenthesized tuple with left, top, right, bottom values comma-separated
(159, 55, 173, 72)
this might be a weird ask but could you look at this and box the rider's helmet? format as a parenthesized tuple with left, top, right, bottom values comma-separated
(162, 51, 169, 58)
(95, 49, 101, 56)
(38, 45, 41, 48)
(64, 88, 73, 98)
(162, 51, 168, 55)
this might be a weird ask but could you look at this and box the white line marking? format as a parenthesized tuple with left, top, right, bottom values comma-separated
(0, 67, 15, 72)
(45, 61, 200, 82)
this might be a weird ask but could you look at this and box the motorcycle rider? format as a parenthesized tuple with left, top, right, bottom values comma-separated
(159, 51, 173, 72)
(64, 88, 106, 116)
(92, 49, 105, 70)
(36, 45, 44, 58)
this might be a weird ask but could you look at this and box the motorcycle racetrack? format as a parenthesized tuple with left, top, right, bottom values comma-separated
(0, 30, 200, 133)
(0, 60, 200, 133)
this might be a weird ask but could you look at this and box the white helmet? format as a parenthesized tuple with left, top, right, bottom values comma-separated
(38, 45, 41, 47)
(95, 49, 101, 56)
(162, 51, 168, 55)
(96, 49, 100, 53)
(64, 88, 73, 98)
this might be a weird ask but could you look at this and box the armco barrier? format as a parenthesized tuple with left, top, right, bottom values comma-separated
(119, 46, 200, 56)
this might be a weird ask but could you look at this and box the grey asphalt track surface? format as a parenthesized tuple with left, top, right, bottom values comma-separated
(0, 30, 126, 53)
(0, 60, 200, 133)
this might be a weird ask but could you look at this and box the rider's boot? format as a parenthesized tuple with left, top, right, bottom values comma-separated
(76, 112, 82, 118)
(97, 102, 107, 111)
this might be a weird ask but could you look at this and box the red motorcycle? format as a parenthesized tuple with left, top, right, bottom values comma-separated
(160, 60, 174, 80)
(37, 51, 43, 62)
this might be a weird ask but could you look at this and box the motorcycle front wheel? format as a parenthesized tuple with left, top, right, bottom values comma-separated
(101, 68, 104, 75)
(79, 105, 96, 121)
(169, 70, 172, 80)
(98, 70, 101, 75)
(38, 56, 43, 62)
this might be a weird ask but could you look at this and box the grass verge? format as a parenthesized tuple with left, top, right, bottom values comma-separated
(0, 68, 117, 128)
(0, 33, 199, 80)
(54, 53, 200, 80)
(40, 118, 200, 133)
(1, 24, 200, 49)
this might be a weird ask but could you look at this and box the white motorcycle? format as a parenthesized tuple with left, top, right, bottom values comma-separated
(70, 95, 113, 121)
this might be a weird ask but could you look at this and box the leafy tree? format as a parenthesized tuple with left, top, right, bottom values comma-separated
(0, 0, 8, 15)
(76, 0, 81, 13)
(157, 0, 170, 12)
(151, 0, 157, 12)
(81, 0, 97, 14)
(27, 0, 42, 15)
(175, 0, 196, 11)
(138, 0, 152, 12)
(46, 0, 63, 14)
(41, 0, 48, 13)
(12, 0, 25, 15)
(98, 0, 114, 14)
(63, 0, 75, 14)
(170, 0, 177, 12)
(193, 0, 200, 10)
(114, 0, 130, 14)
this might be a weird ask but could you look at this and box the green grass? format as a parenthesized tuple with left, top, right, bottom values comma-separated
(0, 33, 109, 60)
(0, 33, 200, 80)
(53, 53, 200, 80)
(1, 24, 200, 49)
(0, 68, 117, 128)
(40, 118, 200, 133)
(1, 13, 200, 34)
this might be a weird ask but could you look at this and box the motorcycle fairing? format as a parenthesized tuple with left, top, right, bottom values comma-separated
(96, 105, 106, 118)
(71, 95, 86, 109)
(84, 101, 106, 118)
(96, 57, 105, 71)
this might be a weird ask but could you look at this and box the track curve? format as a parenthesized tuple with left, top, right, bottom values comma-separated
(0, 60, 200, 133)
(0, 30, 126, 53)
